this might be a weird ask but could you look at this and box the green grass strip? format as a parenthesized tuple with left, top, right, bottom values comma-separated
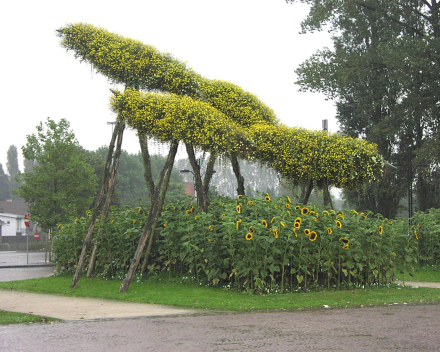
(1, 277, 440, 311)
(0, 310, 58, 325)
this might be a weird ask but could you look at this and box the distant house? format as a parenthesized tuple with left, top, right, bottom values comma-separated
(0, 200, 30, 238)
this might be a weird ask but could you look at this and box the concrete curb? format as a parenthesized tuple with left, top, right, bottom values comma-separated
(0, 263, 56, 269)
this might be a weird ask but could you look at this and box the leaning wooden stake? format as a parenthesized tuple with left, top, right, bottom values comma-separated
(185, 143, 210, 212)
(120, 141, 179, 293)
(86, 122, 125, 277)
(231, 153, 245, 196)
(71, 120, 124, 289)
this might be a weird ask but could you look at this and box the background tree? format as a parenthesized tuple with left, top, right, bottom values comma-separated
(16, 118, 97, 230)
(0, 164, 11, 201)
(288, 0, 440, 217)
(6, 145, 22, 200)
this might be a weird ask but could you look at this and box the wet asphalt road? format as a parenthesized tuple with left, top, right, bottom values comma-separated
(0, 251, 54, 282)
(1, 251, 440, 351)
(2, 304, 440, 352)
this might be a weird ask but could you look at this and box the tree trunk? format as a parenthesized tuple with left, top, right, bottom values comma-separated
(231, 153, 245, 196)
(301, 179, 314, 204)
(71, 120, 124, 289)
(322, 179, 334, 209)
(120, 141, 179, 293)
(86, 122, 125, 278)
(185, 143, 210, 212)
(203, 152, 217, 196)
(138, 134, 156, 201)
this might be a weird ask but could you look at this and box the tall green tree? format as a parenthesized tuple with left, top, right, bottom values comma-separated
(288, 0, 440, 216)
(6, 145, 22, 200)
(16, 118, 97, 230)
(0, 164, 10, 201)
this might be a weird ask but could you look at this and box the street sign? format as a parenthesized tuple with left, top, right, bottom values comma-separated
(24, 214, 30, 227)
(34, 232, 40, 240)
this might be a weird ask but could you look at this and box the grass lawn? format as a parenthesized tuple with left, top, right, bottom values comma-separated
(394, 264, 440, 282)
(1, 276, 440, 312)
(0, 310, 58, 325)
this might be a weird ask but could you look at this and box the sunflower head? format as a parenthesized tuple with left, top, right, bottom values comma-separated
(304, 229, 311, 236)
(378, 226, 383, 234)
(236, 205, 242, 214)
(265, 194, 271, 202)
(339, 237, 349, 244)
(262, 219, 268, 228)
(294, 222, 301, 229)
(327, 227, 332, 235)
(273, 229, 279, 238)
(245, 233, 253, 241)
(301, 207, 309, 215)
(309, 231, 318, 241)
(286, 203, 290, 209)
(336, 221, 342, 228)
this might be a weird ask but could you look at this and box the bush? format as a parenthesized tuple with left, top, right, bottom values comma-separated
(412, 208, 440, 264)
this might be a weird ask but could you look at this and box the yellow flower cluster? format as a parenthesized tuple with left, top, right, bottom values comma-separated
(59, 23, 384, 187)
(110, 89, 248, 154)
(57, 23, 200, 97)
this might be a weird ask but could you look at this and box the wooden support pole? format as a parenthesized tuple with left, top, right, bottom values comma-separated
(86, 122, 125, 277)
(119, 141, 179, 293)
(71, 120, 123, 289)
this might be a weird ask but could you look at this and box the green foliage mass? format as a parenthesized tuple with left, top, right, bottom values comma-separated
(53, 195, 417, 292)
(16, 118, 97, 230)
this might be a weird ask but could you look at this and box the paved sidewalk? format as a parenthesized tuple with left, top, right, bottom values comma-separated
(0, 290, 197, 320)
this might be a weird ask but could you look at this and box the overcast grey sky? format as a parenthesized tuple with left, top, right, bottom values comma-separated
(0, 0, 336, 170)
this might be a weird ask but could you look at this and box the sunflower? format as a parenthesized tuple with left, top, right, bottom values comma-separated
(293, 229, 298, 237)
(280, 221, 285, 228)
(327, 227, 332, 235)
(164, 222, 168, 227)
(209, 226, 214, 231)
(378, 226, 383, 235)
(247, 200, 254, 206)
(249, 226, 254, 233)
(236, 220, 242, 230)
(286, 203, 290, 209)
(271, 216, 276, 224)
(301, 207, 309, 215)
(361, 212, 367, 220)
(343, 244, 349, 250)
(339, 238, 349, 244)
(414, 230, 419, 240)
(295, 205, 301, 211)
(190, 206, 194, 212)
(309, 231, 318, 241)
(287, 196, 292, 204)
(295, 217, 302, 224)
(221, 213, 226, 218)
(304, 229, 311, 236)
(322, 210, 330, 216)
(273, 229, 279, 238)
(265, 194, 271, 202)
(236, 205, 242, 214)
(245, 233, 253, 241)
(336, 221, 342, 228)
(294, 222, 301, 229)
(262, 219, 268, 228)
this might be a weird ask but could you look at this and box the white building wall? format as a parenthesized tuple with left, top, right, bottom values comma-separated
(0, 213, 26, 237)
